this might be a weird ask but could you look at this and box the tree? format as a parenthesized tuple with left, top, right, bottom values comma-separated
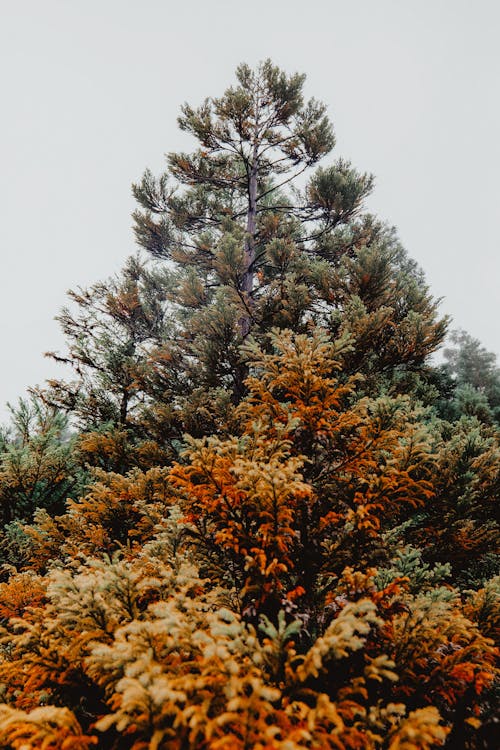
(134, 61, 335, 334)
(133, 60, 445, 402)
(443, 330, 500, 392)
(37, 256, 179, 470)
(42, 256, 167, 431)
(440, 329, 500, 423)
(0, 396, 80, 527)
(44, 60, 446, 450)
(171, 329, 437, 622)
(0, 61, 497, 749)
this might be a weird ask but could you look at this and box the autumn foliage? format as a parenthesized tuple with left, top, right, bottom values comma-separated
(0, 61, 498, 749)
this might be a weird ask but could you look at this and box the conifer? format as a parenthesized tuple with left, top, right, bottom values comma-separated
(0, 61, 497, 750)
(132, 60, 446, 404)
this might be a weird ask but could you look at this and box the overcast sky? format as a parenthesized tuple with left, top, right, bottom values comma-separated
(1, 0, 499, 420)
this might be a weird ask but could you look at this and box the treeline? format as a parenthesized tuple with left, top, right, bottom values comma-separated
(0, 62, 497, 749)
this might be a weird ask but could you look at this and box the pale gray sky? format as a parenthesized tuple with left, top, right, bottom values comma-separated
(1, 0, 499, 419)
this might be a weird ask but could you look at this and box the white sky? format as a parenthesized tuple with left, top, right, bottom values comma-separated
(1, 0, 499, 419)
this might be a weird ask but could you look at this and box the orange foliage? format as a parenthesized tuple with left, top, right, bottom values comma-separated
(170, 433, 311, 608)
(169, 331, 437, 614)
(0, 573, 46, 620)
(0, 330, 496, 748)
(23, 467, 172, 571)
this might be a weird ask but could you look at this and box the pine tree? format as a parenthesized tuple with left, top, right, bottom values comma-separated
(45, 60, 447, 450)
(42, 256, 168, 430)
(133, 60, 445, 405)
(36, 256, 179, 470)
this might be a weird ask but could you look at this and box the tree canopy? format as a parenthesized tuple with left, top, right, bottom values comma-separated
(0, 61, 497, 750)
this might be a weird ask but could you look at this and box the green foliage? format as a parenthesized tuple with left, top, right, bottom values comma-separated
(439, 329, 500, 424)
(375, 546, 451, 594)
(407, 416, 500, 585)
(131, 60, 446, 402)
(0, 396, 81, 527)
(40, 256, 170, 433)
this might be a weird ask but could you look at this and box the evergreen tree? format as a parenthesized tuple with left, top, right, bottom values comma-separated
(42, 256, 168, 430)
(440, 329, 500, 424)
(133, 60, 446, 404)
(0, 61, 497, 750)
(37, 256, 178, 470)
(0, 396, 80, 526)
(45, 60, 447, 451)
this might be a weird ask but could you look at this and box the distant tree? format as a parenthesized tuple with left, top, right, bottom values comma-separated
(0, 396, 79, 526)
(440, 329, 500, 423)
(443, 330, 499, 391)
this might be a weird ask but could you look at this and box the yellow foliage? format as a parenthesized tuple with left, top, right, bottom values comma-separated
(170, 430, 312, 604)
(0, 572, 46, 620)
(23, 467, 172, 569)
(463, 576, 500, 645)
(387, 706, 449, 749)
(0, 705, 96, 749)
(391, 590, 498, 710)
(296, 599, 383, 680)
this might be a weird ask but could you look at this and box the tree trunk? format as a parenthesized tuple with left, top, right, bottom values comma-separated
(240, 142, 258, 338)
(119, 388, 129, 427)
(234, 125, 259, 402)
